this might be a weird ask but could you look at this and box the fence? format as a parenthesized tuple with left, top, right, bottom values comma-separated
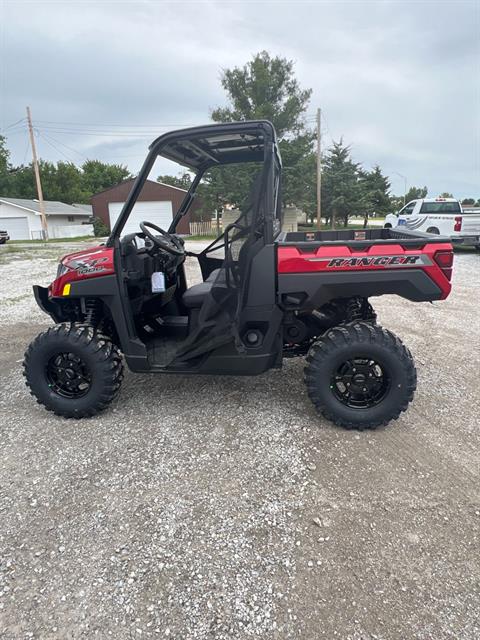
(189, 207, 303, 236)
(189, 221, 220, 236)
(48, 224, 95, 239)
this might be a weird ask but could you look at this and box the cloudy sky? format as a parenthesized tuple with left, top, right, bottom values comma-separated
(1, 0, 479, 198)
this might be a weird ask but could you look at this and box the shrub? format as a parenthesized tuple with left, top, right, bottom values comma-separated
(92, 216, 109, 237)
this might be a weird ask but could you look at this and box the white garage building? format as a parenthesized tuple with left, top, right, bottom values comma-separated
(0, 198, 93, 240)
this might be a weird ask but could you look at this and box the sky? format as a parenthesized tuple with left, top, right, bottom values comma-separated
(0, 0, 479, 198)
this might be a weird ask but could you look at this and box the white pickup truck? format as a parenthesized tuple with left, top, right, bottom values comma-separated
(384, 198, 480, 247)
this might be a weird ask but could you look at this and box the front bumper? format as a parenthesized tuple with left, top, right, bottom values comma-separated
(33, 285, 59, 320)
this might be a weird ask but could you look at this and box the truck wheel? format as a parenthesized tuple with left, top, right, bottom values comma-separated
(384, 223, 392, 229)
(426, 227, 439, 234)
(23, 323, 124, 418)
(304, 322, 416, 430)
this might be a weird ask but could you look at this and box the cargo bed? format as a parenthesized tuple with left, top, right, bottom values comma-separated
(278, 227, 452, 247)
(275, 227, 454, 309)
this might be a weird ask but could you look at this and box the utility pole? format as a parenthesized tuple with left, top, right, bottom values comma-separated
(316, 107, 322, 230)
(393, 171, 407, 206)
(26, 106, 48, 240)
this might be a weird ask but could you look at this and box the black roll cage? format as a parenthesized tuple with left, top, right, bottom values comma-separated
(106, 120, 282, 247)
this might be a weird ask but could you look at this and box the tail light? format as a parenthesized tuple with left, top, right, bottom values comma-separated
(454, 216, 462, 232)
(434, 249, 454, 281)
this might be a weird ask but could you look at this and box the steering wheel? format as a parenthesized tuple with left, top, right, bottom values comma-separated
(139, 221, 185, 256)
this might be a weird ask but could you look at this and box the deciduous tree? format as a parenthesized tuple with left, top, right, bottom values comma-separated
(210, 51, 315, 213)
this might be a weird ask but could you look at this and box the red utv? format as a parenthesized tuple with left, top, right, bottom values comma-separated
(23, 121, 453, 429)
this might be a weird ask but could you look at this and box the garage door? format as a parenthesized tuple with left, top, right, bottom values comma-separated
(0, 216, 30, 240)
(108, 201, 173, 236)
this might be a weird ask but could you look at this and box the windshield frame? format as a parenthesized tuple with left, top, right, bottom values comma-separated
(106, 121, 279, 246)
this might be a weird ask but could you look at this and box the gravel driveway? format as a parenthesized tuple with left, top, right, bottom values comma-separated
(0, 242, 478, 639)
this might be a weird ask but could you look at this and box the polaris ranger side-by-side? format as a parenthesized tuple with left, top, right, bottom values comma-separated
(24, 121, 454, 429)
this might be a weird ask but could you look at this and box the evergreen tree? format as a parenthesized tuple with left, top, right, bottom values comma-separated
(322, 140, 362, 227)
(359, 165, 391, 217)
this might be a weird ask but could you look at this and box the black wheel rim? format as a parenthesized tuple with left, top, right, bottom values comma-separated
(46, 352, 92, 399)
(331, 358, 390, 409)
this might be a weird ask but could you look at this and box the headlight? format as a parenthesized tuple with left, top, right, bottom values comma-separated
(56, 262, 71, 278)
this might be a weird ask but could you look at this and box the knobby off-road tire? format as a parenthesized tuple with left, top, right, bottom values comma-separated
(23, 323, 124, 418)
(304, 322, 417, 430)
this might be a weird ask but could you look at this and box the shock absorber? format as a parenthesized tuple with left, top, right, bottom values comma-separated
(346, 297, 377, 323)
(84, 299, 100, 327)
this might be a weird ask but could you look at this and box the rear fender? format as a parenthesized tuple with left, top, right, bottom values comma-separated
(276, 241, 453, 310)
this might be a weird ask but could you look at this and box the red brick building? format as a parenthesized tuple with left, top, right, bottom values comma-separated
(91, 179, 201, 235)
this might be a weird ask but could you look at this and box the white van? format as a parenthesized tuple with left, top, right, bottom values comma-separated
(384, 198, 480, 247)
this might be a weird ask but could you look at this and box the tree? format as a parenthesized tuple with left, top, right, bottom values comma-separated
(439, 191, 453, 198)
(359, 165, 391, 218)
(322, 140, 362, 227)
(461, 198, 475, 206)
(0, 136, 132, 202)
(6, 163, 37, 199)
(212, 51, 312, 137)
(42, 161, 85, 203)
(404, 186, 428, 203)
(210, 51, 315, 215)
(157, 172, 192, 190)
(0, 135, 13, 194)
(81, 160, 131, 196)
(0, 135, 9, 175)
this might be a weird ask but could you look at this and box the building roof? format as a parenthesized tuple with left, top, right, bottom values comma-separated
(91, 178, 188, 199)
(72, 203, 93, 213)
(0, 197, 90, 216)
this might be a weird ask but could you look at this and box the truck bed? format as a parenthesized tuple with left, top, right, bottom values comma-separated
(275, 227, 453, 309)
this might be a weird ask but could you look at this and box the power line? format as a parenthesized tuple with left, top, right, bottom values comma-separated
(34, 119, 198, 128)
(38, 129, 89, 161)
(31, 128, 160, 138)
(2, 127, 27, 136)
(35, 129, 78, 164)
(0, 117, 27, 132)
(21, 135, 31, 165)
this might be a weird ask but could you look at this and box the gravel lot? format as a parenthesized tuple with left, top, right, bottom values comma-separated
(0, 241, 479, 639)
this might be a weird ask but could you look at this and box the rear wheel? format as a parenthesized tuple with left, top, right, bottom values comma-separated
(426, 227, 440, 234)
(24, 323, 123, 418)
(304, 322, 416, 430)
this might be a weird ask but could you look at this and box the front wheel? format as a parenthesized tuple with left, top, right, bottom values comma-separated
(304, 322, 416, 430)
(24, 323, 124, 418)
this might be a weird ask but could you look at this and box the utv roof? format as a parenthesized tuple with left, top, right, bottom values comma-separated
(149, 120, 279, 171)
